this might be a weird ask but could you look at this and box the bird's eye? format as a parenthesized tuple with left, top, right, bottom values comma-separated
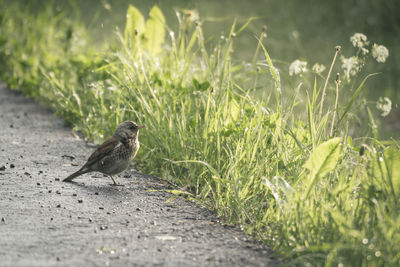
(130, 124, 136, 130)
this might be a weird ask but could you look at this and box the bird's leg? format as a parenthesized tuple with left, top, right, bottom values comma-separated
(109, 175, 118, 185)
(109, 175, 123, 186)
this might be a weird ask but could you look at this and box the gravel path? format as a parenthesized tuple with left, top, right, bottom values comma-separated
(0, 83, 275, 267)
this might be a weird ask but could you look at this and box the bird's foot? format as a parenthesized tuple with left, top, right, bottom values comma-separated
(110, 183, 124, 186)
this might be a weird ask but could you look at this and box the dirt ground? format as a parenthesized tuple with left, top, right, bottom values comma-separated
(0, 83, 275, 266)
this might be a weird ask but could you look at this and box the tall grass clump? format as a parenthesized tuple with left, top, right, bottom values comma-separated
(0, 1, 399, 266)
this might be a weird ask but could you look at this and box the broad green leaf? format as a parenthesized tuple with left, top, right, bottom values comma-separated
(124, 5, 145, 47)
(304, 137, 342, 177)
(144, 5, 165, 55)
(384, 146, 400, 196)
(303, 137, 343, 198)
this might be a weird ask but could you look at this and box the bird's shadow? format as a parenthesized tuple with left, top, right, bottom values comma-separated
(63, 179, 133, 198)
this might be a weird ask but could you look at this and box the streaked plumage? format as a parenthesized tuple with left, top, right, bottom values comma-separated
(63, 121, 144, 185)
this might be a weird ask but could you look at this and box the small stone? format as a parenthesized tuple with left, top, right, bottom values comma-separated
(56, 190, 61, 194)
(56, 204, 61, 208)
(62, 155, 75, 160)
(0, 166, 6, 171)
(94, 192, 99, 195)
(10, 164, 15, 168)
(78, 199, 83, 203)
(100, 226, 107, 230)
(99, 207, 104, 210)
(48, 190, 52, 193)
(89, 218, 93, 223)
(72, 193, 77, 197)
(136, 207, 141, 211)
(37, 182, 41, 186)
(55, 178, 60, 181)
(1, 217, 5, 223)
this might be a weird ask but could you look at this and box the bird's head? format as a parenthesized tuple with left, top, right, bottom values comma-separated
(114, 121, 144, 141)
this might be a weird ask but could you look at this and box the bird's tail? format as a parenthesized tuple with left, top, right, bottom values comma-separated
(63, 167, 90, 182)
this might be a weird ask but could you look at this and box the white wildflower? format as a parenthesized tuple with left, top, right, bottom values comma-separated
(376, 97, 392, 117)
(341, 56, 362, 80)
(184, 9, 199, 22)
(289, 60, 307, 76)
(103, 2, 111, 10)
(350, 33, 369, 55)
(312, 63, 326, 74)
(372, 44, 389, 63)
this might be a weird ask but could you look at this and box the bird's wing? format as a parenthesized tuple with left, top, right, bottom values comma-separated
(85, 136, 120, 167)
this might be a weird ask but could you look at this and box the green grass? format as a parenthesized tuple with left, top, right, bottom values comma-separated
(1, 2, 399, 266)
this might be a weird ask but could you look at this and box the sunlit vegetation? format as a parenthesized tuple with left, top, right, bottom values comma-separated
(1, 1, 399, 266)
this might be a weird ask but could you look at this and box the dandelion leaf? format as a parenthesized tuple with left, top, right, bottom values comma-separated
(304, 137, 343, 178)
(145, 5, 165, 55)
(124, 5, 145, 47)
(303, 137, 343, 198)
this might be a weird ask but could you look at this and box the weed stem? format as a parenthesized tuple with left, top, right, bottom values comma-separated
(319, 46, 340, 120)
(330, 73, 340, 136)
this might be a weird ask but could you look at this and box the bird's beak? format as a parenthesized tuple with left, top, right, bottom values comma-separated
(138, 125, 145, 129)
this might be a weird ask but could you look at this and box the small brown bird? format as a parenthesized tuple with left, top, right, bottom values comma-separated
(63, 121, 144, 185)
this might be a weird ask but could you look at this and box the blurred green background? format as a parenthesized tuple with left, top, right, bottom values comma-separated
(8, 0, 400, 134)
